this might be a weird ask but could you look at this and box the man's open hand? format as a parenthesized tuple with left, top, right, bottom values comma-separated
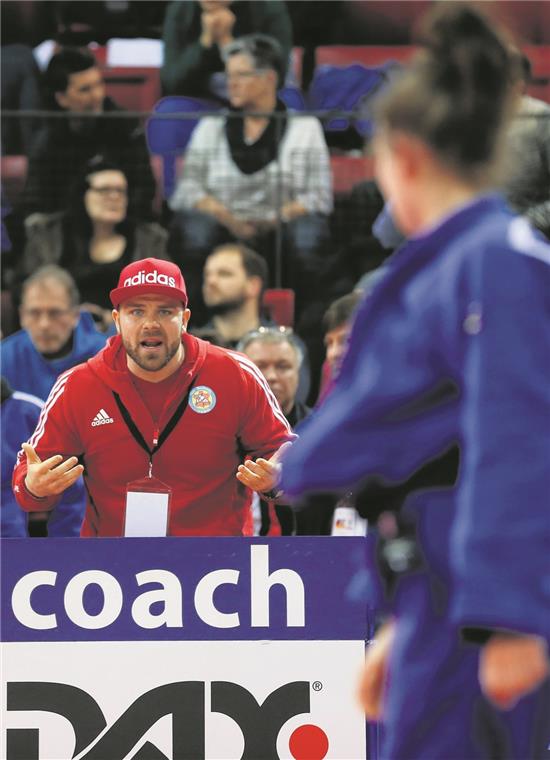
(22, 443, 84, 499)
(236, 441, 293, 494)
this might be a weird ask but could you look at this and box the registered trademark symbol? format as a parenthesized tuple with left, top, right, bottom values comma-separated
(311, 681, 323, 691)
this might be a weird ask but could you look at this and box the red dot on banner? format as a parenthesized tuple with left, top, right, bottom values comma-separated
(289, 724, 329, 760)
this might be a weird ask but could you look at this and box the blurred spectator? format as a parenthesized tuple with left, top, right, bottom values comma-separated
(20, 47, 155, 219)
(365, 54, 550, 249)
(239, 326, 308, 426)
(195, 242, 311, 400)
(289, 291, 363, 536)
(239, 326, 308, 535)
(1, 1, 56, 48)
(0, 265, 105, 536)
(169, 33, 332, 308)
(161, 0, 292, 100)
(19, 157, 169, 332)
(1, 265, 107, 401)
(317, 290, 362, 404)
(194, 242, 269, 346)
(1, 44, 42, 155)
(504, 55, 550, 239)
(53, 1, 169, 46)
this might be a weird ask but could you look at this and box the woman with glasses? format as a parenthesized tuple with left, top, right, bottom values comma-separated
(19, 157, 169, 332)
(168, 33, 332, 318)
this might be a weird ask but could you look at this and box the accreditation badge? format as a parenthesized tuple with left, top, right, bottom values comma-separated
(331, 507, 368, 537)
(124, 476, 172, 537)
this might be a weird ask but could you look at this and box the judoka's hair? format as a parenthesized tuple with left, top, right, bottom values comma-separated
(374, 3, 521, 184)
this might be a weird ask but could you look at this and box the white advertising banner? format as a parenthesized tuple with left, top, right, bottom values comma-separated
(2, 640, 366, 760)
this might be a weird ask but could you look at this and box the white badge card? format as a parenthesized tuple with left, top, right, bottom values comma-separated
(124, 477, 172, 537)
(331, 506, 368, 537)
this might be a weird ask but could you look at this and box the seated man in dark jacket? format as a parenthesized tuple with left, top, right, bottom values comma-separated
(21, 47, 155, 219)
(161, 0, 292, 100)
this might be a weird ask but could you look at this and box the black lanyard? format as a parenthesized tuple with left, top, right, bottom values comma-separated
(112, 381, 194, 476)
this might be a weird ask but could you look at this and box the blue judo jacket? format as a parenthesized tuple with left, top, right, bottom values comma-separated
(280, 194, 550, 640)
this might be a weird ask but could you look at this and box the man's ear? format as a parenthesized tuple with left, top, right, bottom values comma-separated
(112, 309, 121, 334)
(265, 70, 278, 91)
(54, 90, 69, 110)
(247, 275, 263, 300)
(182, 308, 191, 333)
(392, 131, 431, 181)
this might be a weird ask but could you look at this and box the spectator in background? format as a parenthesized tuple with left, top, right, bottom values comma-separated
(161, 0, 292, 100)
(194, 242, 270, 346)
(20, 47, 155, 220)
(0, 265, 105, 536)
(504, 54, 550, 239)
(1, 44, 42, 155)
(195, 243, 311, 401)
(239, 326, 308, 428)
(317, 291, 362, 404)
(239, 326, 308, 535)
(368, 53, 550, 247)
(1, 266, 107, 401)
(19, 157, 169, 332)
(168, 34, 332, 312)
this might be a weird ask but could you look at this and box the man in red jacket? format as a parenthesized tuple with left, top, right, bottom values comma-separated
(13, 258, 292, 536)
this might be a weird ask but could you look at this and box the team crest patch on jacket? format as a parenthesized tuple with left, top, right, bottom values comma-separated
(189, 386, 217, 414)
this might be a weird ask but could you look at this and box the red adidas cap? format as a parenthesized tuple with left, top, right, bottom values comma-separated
(110, 258, 188, 308)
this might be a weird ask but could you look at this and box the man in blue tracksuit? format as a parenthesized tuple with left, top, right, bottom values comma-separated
(1, 271, 107, 401)
(1, 265, 107, 535)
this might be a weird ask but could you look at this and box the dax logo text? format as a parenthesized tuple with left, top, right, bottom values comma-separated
(5, 680, 327, 760)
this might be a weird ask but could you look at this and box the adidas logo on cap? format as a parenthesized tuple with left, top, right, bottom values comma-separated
(123, 270, 177, 288)
(110, 258, 188, 308)
(91, 409, 114, 427)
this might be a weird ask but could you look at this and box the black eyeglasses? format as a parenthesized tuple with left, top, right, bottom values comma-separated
(88, 186, 128, 197)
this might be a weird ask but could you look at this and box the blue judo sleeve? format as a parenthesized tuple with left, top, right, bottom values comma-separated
(452, 224, 550, 640)
(280, 264, 461, 497)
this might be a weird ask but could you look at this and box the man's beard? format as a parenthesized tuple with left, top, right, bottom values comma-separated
(206, 295, 246, 316)
(123, 336, 181, 373)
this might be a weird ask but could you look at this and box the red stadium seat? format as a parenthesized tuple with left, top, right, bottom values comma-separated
(291, 47, 304, 87)
(331, 155, 374, 195)
(262, 289, 295, 328)
(1, 155, 28, 207)
(523, 45, 550, 103)
(485, 2, 550, 44)
(102, 67, 161, 113)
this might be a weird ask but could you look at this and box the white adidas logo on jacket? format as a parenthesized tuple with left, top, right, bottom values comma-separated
(91, 409, 114, 427)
